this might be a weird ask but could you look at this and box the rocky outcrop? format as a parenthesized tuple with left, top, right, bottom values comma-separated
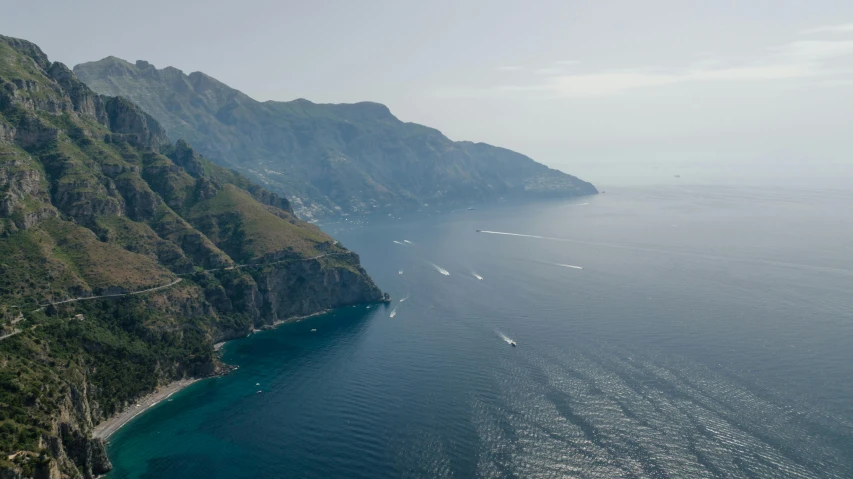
(246, 184, 293, 214)
(0, 78, 70, 114)
(46, 62, 107, 122)
(0, 465, 22, 479)
(49, 382, 113, 479)
(9, 115, 59, 149)
(32, 460, 60, 479)
(208, 252, 385, 335)
(111, 175, 160, 220)
(74, 56, 597, 220)
(0, 35, 387, 479)
(50, 177, 124, 224)
(0, 122, 15, 143)
(256, 254, 385, 320)
(169, 139, 205, 178)
(102, 97, 169, 150)
(0, 154, 58, 232)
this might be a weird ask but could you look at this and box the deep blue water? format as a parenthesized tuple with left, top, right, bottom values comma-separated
(106, 185, 853, 478)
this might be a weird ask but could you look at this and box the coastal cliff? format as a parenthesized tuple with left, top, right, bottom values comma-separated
(0, 35, 385, 478)
(74, 57, 597, 220)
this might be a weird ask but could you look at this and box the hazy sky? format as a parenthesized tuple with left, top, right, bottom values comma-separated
(4, 0, 853, 188)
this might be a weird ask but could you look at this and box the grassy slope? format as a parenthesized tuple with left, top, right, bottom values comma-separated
(188, 184, 332, 259)
(0, 35, 379, 476)
(73, 58, 597, 218)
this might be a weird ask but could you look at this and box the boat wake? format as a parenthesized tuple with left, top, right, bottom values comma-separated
(472, 272, 484, 280)
(399, 294, 410, 303)
(555, 263, 584, 270)
(496, 330, 516, 346)
(478, 230, 853, 277)
(428, 262, 450, 276)
(403, 240, 413, 244)
(477, 230, 565, 241)
(393, 240, 405, 245)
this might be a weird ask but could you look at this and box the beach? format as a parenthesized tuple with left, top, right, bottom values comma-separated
(93, 378, 199, 440)
(92, 311, 334, 442)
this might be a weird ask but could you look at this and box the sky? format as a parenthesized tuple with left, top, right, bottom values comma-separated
(4, 0, 853, 188)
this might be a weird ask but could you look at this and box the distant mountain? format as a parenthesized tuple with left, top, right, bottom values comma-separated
(1, 35, 383, 478)
(73, 58, 597, 220)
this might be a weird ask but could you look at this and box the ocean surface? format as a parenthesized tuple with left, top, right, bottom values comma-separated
(106, 185, 853, 478)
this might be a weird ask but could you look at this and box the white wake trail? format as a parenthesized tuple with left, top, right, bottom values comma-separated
(477, 230, 566, 241)
(555, 263, 584, 270)
(399, 294, 410, 303)
(403, 240, 413, 244)
(478, 229, 853, 277)
(472, 272, 483, 280)
(393, 240, 405, 245)
(428, 262, 450, 276)
(495, 330, 515, 345)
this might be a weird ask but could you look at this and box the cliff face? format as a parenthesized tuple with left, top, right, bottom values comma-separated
(0, 35, 385, 478)
(74, 57, 597, 220)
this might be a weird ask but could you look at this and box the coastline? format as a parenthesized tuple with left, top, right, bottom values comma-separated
(93, 378, 199, 441)
(95, 305, 369, 441)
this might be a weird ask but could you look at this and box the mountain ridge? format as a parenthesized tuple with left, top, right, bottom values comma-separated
(0, 35, 385, 479)
(74, 57, 597, 220)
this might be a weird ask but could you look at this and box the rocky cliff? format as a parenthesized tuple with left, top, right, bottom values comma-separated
(0, 35, 385, 478)
(74, 57, 597, 220)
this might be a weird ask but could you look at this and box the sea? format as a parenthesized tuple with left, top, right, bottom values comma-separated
(105, 185, 853, 478)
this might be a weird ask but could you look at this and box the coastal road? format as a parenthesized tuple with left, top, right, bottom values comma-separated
(0, 314, 24, 342)
(31, 279, 184, 313)
(177, 251, 350, 276)
(1, 280, 185, 341)
(14, 251, 349, 326)
(0, 329, 21, 342)
(29, 251, 349, 312)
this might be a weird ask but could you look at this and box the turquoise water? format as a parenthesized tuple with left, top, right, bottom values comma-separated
(107, 185, 853, 478)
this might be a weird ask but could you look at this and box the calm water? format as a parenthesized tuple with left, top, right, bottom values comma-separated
(107, 185, 853, 478)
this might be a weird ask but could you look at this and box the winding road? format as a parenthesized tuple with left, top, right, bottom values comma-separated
(176, 251, 350, 276)
(0, 252, 350, 342)
(0, 329, 21, 341)
(30, 278, 184, 313)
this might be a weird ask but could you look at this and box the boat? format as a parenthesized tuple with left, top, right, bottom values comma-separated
(476, 229, 481, 232)
(510, 341, 517, 347)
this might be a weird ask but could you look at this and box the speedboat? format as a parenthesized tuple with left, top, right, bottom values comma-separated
(510, 341, 517, 347)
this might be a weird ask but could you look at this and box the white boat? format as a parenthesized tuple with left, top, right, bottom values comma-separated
(510, 341, 517, 347)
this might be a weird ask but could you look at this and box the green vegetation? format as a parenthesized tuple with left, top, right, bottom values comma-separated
(188, 185, 330, 259)
(74, 57, 597, 220)
(0, 34, 383, 477)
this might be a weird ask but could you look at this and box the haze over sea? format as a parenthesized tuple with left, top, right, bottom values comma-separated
(106, 185, 853, 478)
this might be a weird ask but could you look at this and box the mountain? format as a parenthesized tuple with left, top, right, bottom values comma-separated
(73, 58, 597, 220)
(0, 35, 385, 478)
